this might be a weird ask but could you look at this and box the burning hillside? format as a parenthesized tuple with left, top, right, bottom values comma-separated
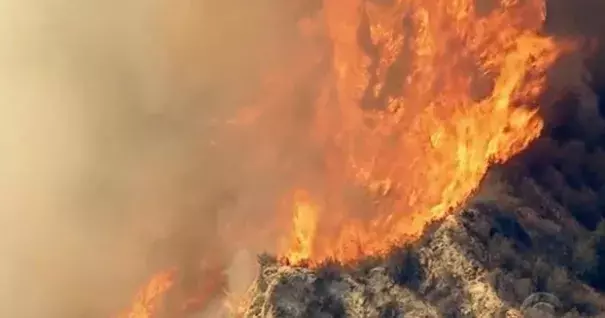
(117, 0, 582, 317)
(277, 0, 568, 265)
(287, 0, 571, 263)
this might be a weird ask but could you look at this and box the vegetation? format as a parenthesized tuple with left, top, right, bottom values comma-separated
(384, 244, 423, 289)
(246, 165, 605, 316)
(575, 220, 605, 292)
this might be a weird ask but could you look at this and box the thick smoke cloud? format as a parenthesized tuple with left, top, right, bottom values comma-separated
(1, 0, 604, 317)
(0, 1, 298, 317)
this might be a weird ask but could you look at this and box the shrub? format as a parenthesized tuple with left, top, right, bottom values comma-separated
(561, 187, 601, 230)
(588, 221, 605, 290)
(531, 258, 552, 292)
(257, 252, 278, 268)
(575, 220, 605, 291)
(378, 301, 401, 318)
(489, 214, 532, 249)
(385, 244, 424, 289)
(316, 258, 343, 282)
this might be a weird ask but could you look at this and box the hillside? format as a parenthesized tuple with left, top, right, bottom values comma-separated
(236, 168, 605, 317)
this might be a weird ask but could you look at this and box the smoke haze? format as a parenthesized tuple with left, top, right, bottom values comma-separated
(1, 0, 604, 317)
(0, 1, 299, 317)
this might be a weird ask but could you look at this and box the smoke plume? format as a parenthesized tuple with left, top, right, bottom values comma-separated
(0, 0, 298, 317)
(1, 0, 604, 317)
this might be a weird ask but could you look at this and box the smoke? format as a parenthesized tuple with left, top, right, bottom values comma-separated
(0, 0, 299, 317)
(511, 0, 605, 231)
(1, 0, 604, 317)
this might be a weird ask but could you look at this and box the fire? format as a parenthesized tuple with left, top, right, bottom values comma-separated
(117, 269, 175, 318)
(281, 0, 569, 265)
(117, 267, 226, 318)
(117, 0, 575, 316)
(283, 190, 320, 265)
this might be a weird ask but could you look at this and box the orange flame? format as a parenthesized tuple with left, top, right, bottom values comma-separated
(117, 269, 175, 318)
(116, 267, 226, 318)
(284, 190, 320, 265)
(281, 0, 570, 264)
(179, 271, 227, 317)
(117, 0, 576, 316)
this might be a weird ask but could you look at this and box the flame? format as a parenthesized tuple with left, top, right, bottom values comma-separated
(116, 0, 576, 316)
(117, 267, 227, 318)
(281, 0, 570, 265)
(181, 267, 227, 313)
(283, 190, 320, 265)
(117, 269, 175, 318)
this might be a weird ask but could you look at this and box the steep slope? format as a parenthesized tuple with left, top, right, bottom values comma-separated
(238, 168, 605, 317)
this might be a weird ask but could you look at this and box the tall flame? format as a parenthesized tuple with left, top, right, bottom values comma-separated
(117, 0, 573, 316)
(282, 0, 568, 265)
(284, 190, 320, 265)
